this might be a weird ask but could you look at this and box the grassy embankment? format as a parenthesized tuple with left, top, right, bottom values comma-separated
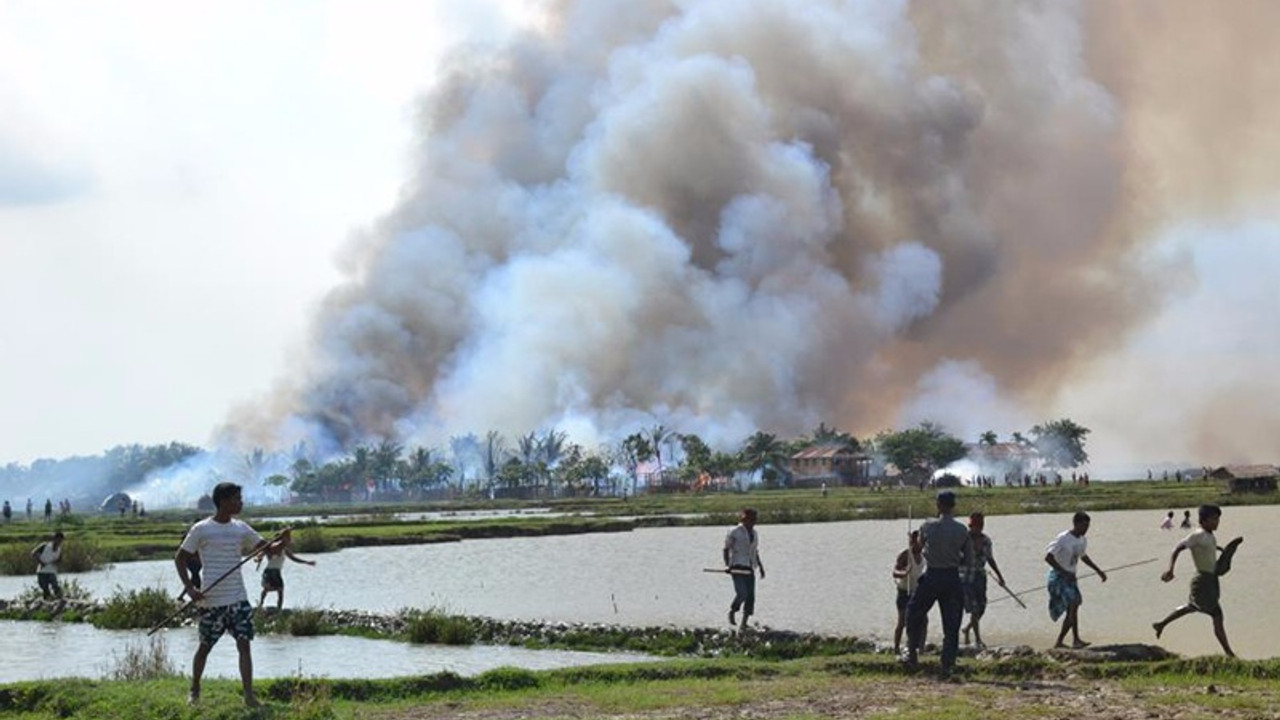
(0, 480, 1271, 571)
(3, 653, 1280, 719)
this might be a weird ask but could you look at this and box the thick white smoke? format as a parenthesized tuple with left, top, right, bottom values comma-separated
(224, 0, 1280, 464)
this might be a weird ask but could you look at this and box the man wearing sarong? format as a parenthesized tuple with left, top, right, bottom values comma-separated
(960, 512, 1007, 650)
(723, 508, 765, 631)
(1044, 511, 1107, 649)
(1152, 504, 1243, 657)
(902, 490, 972, 677)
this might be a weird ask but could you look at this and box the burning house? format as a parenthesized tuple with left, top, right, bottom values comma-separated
(964, 442, 1041, 483)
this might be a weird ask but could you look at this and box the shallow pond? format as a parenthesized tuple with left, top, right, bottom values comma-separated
(2, 504, 1274, 664)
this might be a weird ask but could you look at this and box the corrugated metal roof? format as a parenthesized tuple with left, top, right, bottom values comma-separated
(790, 445, 868, 460)
(1212, 464, 1278, 479)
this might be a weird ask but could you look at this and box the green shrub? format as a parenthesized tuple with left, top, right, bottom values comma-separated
(404, 609, 476, 645)
(104, 635, 178, 680)
(288, 608, 328, 636)
(292, 525, 336, 553)
(91, 586, 177, 630)
(14, 577, 92, 603)
(477, 667, 540, 691)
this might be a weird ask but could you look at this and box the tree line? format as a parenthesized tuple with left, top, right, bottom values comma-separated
(0, 419, 1090, 504)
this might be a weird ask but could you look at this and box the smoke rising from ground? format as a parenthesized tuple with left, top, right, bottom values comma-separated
(226, 0, 1280, 465)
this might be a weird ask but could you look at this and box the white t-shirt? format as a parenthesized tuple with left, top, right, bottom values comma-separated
(1045, 530, 1087, 574)
(265, 552, 286, 571)
(1185, 528, 1217, 574)
(35, 543, 61, 575)
(724, 525, 759, 569)
(180, 518, 263, 608)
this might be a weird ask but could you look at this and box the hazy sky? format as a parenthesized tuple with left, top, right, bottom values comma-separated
(2, 1, 1278, 474)
(0, 1, 531, 463)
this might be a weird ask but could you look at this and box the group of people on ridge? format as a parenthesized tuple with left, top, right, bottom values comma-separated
(723, 491, 1243, 680)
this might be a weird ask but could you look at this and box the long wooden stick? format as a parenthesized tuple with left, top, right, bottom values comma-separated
(988, 557, 1158, 606)
(990, 570, 1027, 609)
(148, 527, 291, 636)
(703, 567, 754, 576)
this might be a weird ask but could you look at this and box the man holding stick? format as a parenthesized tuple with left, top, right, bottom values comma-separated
(1044, 511, 1106, 649)
(723, 507, 765, 631)
(175, 482, 284, 707)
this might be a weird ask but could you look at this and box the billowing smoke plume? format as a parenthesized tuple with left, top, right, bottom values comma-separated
(225, 0, 1280, 463)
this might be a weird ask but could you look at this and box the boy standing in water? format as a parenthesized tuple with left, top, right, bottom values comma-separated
(1044, 511, 1107, 649)
(176, 482, 284, 707)
(723, 507, 765, 631)
(1152, 504, 1243, 657)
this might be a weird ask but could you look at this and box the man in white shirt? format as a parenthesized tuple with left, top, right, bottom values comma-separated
(1044, 511, 1107, 649)
(1152, 504, 1241, 657)
(176, 482, 284, 708)
(30, 531, 64, 600)
(723, 508, 765, 631)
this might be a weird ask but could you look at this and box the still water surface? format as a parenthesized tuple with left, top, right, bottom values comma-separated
(2, 505, 1274, 670)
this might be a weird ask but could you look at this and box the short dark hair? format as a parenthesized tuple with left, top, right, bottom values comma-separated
(969, 511, 984, 521)
(741, 507, 758, 519)
(936, 490, 956, 507)
(1198, 504, 1221, 522)
(52, 531, 64, 540)
(1072, 511, 1091, 525)
(211, 482, 242, 510)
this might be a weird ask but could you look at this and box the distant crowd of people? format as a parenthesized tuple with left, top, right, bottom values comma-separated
(1, 498, 72, 523)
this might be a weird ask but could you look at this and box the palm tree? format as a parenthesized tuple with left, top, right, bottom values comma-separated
(740, 431, 789, 486)
(648, 424, 675, 478)
(979, 431, 999, 446)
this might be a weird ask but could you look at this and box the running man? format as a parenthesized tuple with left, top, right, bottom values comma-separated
(892, 529, 925, 655)
(1044, 511, 1107, 649)
(256, 535, 316, 610)
(960, 512, 1007, 650)
(1152, 504, 1243, 657)
(723, 507, 765, 631)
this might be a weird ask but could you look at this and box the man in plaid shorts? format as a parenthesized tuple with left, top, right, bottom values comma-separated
(176, 482, 284, 707)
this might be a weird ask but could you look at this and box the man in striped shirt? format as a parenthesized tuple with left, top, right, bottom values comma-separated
(176, 482, 283, 707)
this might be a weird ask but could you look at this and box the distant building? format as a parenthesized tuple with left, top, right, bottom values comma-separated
(965, 442, 1041, 479)
(1209, 465, 1278, 493)
(788, 444, 871, 487)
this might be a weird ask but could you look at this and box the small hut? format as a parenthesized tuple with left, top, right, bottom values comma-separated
(1209, 465, 1278, 493)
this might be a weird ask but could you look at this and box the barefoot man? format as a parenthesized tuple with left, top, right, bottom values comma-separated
(1044, 511, 1106, 649)
(1152, 504, 1243, 657)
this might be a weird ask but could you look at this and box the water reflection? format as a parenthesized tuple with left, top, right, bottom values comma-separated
(0, 621, 658, 683)
(1, 505, 1274, 661)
